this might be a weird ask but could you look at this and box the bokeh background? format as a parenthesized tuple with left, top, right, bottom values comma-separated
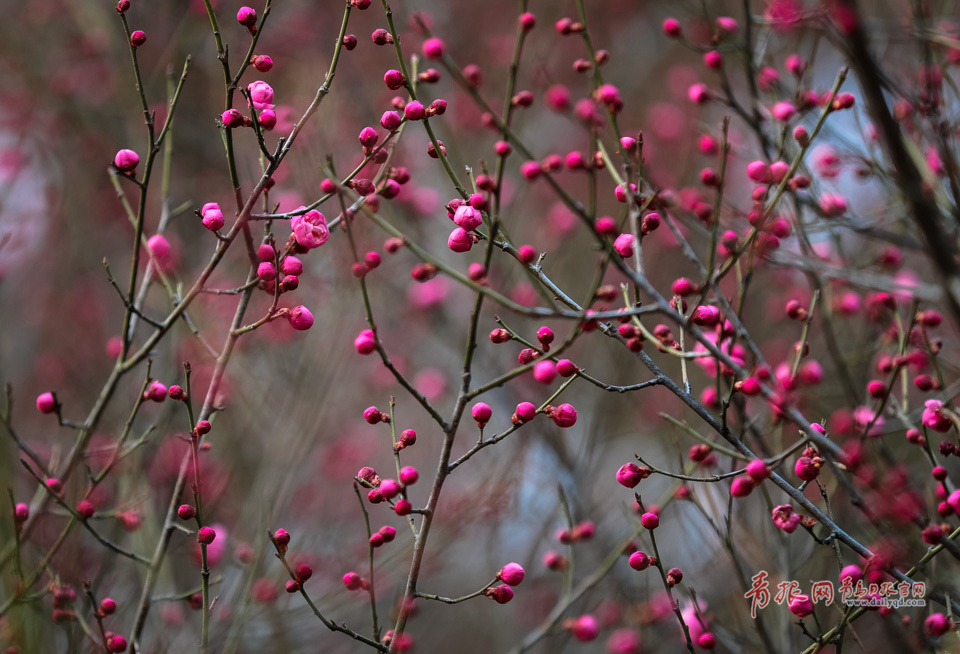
(1, 0, 959, 651)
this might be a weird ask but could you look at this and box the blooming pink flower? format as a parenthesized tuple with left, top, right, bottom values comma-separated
(923, 399, 952, 432)
(771, 504, 802, 533)
(290, 209, 329, 249)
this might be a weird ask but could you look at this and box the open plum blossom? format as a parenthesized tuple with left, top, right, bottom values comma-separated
(923, 399, 952, 432)
(290, 208, 329, 249)
(772, 504, 802, 533)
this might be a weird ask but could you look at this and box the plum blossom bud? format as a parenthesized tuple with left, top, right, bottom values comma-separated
(197, 527, 216, 544)
(556, 359, 577, 377)
(453, 205, 483, 231)
(497, 562, 525, 586)
(359, 127, 379, 149)
(36, 392, 56, 414)
(178, 504, 196, 520)
(130, 31, 146, 47)
(512, 402, 537, 425)
(616, 463, 645, 488)
(547, 403, 577, 428)
(354, 329, 377, 355)
(613, 233, 635, 258)
(662, 18, 682, 37)
(76, 500, 95, 519)
(925, 613, 953, 637)
(746, 459, 769, 481)
(788, 594, 814, 617)
(251, 55, 273, 72)
(422, 37, 445, 59)
(247, 80, 274, 108)
(221, 109, 244, 128)
(114, 149, 140, 173)
(533, 361, 557, 385)
(472, 402, 493, 428)
(14, 503, 29, 523)
(399, 466, 418, 485)
(447, 228, 473, 253)
(730, 477, 754, 497)
(343, 572, 363, 590)
(404, 101, 425, 121)
(628, 551, 651, 571)
(569, 615, 599, 642)
(237, 7, 257, 26)
(380, 111, 401, 131)
(486, 585, 514, 604)
(640, 512, 659, 529)
(287, 306, 314, 331)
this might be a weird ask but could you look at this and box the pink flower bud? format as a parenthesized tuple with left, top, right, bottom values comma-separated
(354, 329, 377, 355)
(746, 160, 771, 183)
(384, 69, 406, 90)
(447, 227, 473, 253)
(281, 256, 303, 276)
(548, 403, 577, 428)
(533, 360, 557, 384)
(556, 359, 577, 377)
(14, 503, 29, 523)
(628, 551, 651, 571)
(422, 37, 445, 59)
(380, 110, 401, 131)
(379, 479, 400, 499)
(613, 233, 635, 257)
(794, 456, 820, 481)
(287, 306, 314, 331)
(247, 80, 274, 107)
(343, 572, 363, 590)
(237, 7, 257, 26)
(703, 50, 722, 69)
(498, 562, 525, 586)
(688, 83, 710, 104)
(76, 500, 95, 519)
(399, 466, 418, 485)
(221, 109, 244, 128)
(517, 245, 536, 264)
(453, 205, 483, 231)
(730, 476, 754, 497)
(202, 208, 224, 231)
(257, 261, 276, 281)
(197, 527, 216, 545)
(114, 149, 140, 173)
(662, 17, 682, 37)
(617, 463, 643, 488)
(772, 101, 797, 122)
(258, 109, 276, 129)
(394, 499, 412, 515)
(472, 402, 493, 428)
(178, 504, 196, 520)
(596, 217, 616, 235)
(359, 127, 379, 149)
(285, 580, 300, 593)
(486, 584, 514, 604)
(819, 193, 847, 217)
(36, 392, 56, 414)
(404, 101, 425, 121)
(788, 594, 814, 617)
(251, 54, 273, 72)
(570, 615, 599, 642)
(925, 613, 953, 637)
(130, 30, 146, 47)
(746, 459, 769, 481)
(513, 402, 537, 424)
(100, 598, 117, 615)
